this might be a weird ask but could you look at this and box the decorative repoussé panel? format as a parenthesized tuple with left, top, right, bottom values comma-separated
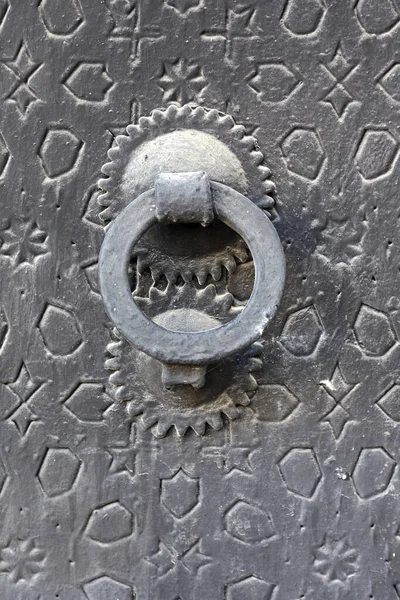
(0, 1, 399, 598)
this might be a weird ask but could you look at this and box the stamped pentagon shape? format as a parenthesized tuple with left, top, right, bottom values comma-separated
(280, 305, 323, 356)
(281, 127, 325, 180)
(377, 385, 400, 422)
(354, 129, 398, 181)
(253, 384, 300, 422)
(378, 63, 400, 102)
(354, 0, 400, 35)
(352, 448, 396, 499)
(38, 448, 81, 497)
(83, 576, 133, 600)
(224, 500, 275, 543)
(0, 133, 10, 178)
(40, 0, 84, 36)
(39, 128, 83, 178)
(85, 501, 134, 543)
(63, 63, 113, 102)
(0, 454, 7, 495)
(279, 448, 322, 498)
(353, 304, 396, 356)
(63, 382, 112, 422)
(281, 0, 325, 36)
(247, 63, 300, 103)
(160, 468, 200, 519)
(38, 303, 82, 356)
(225, 575, 276, 600)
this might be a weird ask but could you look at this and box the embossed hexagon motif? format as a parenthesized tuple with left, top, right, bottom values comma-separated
(63, 382, 112, 422)
(64, 62, 113, 102)
(225, 575, 276, 600)
(354, 129, 398, 180)
(224, 500, 275, 543)
(39, 303, 82, 355)
(377, 385, 400, 421)
(161, 468, 199, 519)
(353, 304, 396, 356)
(83, 575, 133, 600)
(247, 63, 299, 103)
(352, 448, 395, 499)
(40, 0, 84, 36)
(39, 128, 83, 178)
(281, 128, 325, 180)
(281, 0, 325, 36)
(355, 0, 400, 35)
(379, 64, 400, 102)
(86, 501, 134, 543)
(280, 305, 323, 356)
(279, 448, 321, 498)
(38, 448, 81, 497)
(253, 384, 300, 422)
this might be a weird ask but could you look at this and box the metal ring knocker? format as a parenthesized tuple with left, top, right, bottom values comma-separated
(99, 171, 286, 369)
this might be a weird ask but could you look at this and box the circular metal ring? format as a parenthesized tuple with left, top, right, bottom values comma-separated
(99, 182, 286, 365)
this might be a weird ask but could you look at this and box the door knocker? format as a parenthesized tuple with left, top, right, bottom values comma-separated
(98, 104, 286, 437)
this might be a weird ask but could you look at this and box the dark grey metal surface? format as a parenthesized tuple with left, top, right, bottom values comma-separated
(0, 1, 400, 599)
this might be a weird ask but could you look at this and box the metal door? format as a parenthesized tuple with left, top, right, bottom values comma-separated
(0, 1, 400, 599)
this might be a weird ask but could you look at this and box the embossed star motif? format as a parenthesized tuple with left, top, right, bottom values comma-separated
(202, 446, 253, 475)
(158, 58, 207, 104)
(1, 363, 44, 436)
(229, 5, 257, 35)
(320, 364, 358, 439)
(146, 539, 211, 578)
(107, 448, 136, 476)
(1, 42, 42, 114)
(321, 44, 358, 118)
(0, 216, 48, 266)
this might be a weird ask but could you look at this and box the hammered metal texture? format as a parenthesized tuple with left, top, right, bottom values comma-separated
(0, 1, 400, 599)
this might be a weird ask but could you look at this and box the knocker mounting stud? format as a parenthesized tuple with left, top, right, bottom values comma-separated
(98, 104, 286, 437)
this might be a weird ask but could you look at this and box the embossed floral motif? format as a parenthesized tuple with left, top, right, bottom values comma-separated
(158, 59, 207, 104)
(0, 537, 45, 582)
(313, 535, 358, 583)
(316, 214, 366, 267)
(0, 216, 48, 266)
